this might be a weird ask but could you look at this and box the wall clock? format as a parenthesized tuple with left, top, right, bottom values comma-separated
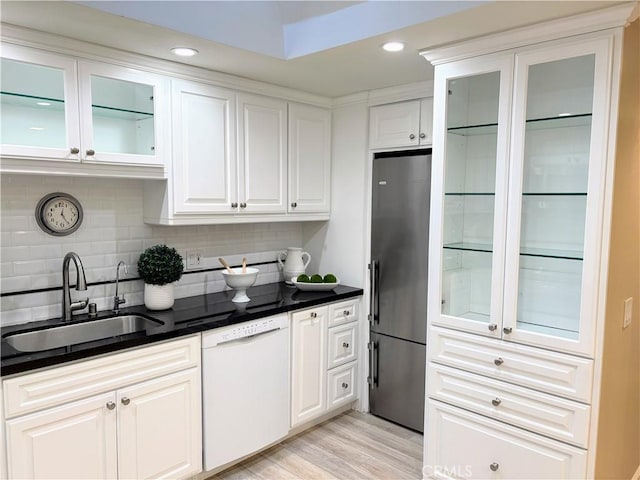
(35, 192, 84, 236)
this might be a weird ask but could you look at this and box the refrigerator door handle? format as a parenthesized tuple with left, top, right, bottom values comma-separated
(368, 260, 378, 324)
(367, 341, 379, 387)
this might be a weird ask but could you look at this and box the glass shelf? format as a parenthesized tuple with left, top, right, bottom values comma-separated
(444, 242, 583, 260)
(447, 123, 498, 136)
(520, 246, 583, 261)
(522, 192, 587, 196)
(1, 91, 65, 110)
(445, 192, 495, 196)
(444, 242, 493, 253)
(525, 113, 591, 131)
(516, 320, 579, 340)
(92, 104, 153, 121)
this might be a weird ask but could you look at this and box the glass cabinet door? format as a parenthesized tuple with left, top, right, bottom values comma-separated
(78, 61, 166, 167)
(503, 39, 611, 356)
(0, 45, 80, 159)
(431, 56, 513, 337)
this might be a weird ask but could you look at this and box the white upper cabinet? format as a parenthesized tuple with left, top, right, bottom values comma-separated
(288, 103, 331, 214)
(1, 45, 80, 161)
(1, 44, 168, 176)
(171, 79, 237, 214)
(237, 93, 287, 214)
(369, 98, 433, 149)
(430, 36, 614, 357)
(169, 83, 289, 217)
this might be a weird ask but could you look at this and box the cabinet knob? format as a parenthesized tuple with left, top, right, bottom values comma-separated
(106, 401, 116, 410)
(231, 202, 238, 208)
(419, 132, 426, 139)
(341, 382, 349, 389)
(503, 327, 513, 334)
(291, 202, 297, 208)
(343, 310, 350, 316)
(409, 133, 416, 140)
(494, 357, 504, 366)
(240, 202, 247, 208)
(85, 149, 95, 156)
(70, 147, 80, 154)
(342, 342, 349, 349)
(310, 312, 317, 318)
(121, 397, 131, 406)
(488, 323, 498, 332)
(490, 462, 499, 472)
(491, 398, 502, 407)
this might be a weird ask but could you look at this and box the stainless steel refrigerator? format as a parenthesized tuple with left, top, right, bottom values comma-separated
(368, 148, 431, 433)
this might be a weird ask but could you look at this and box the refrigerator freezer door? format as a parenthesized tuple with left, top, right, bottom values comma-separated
(369, 332, 426, 432)
(371, 153, 430, 344)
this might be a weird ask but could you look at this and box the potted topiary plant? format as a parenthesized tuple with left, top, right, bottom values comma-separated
(137, 244, 184, 310)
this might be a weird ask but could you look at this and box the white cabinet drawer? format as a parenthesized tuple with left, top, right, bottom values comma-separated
(429, 327, 593, 402)
(3, 335, 201, 418)
(327, 299, 359, 327)
(327, 361, 357, 410)
(428, 364, 590, 447)
(425, 400, 587, 479)
(327, 322, 357, 369)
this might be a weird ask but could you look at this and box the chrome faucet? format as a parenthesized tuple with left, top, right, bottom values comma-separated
(113, 261, 128, 313)
(62, 252, 89, 321)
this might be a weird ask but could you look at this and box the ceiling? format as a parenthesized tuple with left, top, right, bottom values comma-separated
(0, 1, 621, 98)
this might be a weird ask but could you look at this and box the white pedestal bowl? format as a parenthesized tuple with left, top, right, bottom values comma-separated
(222, 267, 259, 303)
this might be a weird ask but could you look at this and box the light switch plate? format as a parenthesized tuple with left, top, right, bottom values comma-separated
(186, 250, 203, 270)
(623, 297, 633, 329)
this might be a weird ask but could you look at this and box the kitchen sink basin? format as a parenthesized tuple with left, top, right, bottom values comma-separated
(4, 315, 164, 352)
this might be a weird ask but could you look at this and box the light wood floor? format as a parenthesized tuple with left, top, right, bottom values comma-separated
(210, 411, 424, 480)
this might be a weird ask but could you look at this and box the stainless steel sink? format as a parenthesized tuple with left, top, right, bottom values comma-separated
(4, 315, 164, 352)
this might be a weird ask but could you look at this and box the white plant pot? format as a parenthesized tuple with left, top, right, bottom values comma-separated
(144, 283, 175, 310)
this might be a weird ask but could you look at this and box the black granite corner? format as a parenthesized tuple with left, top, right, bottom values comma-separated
(1, 282, 363, 376)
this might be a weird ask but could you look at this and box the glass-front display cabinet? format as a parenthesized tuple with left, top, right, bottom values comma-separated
(431, 55, 513, 339)
(431, 38, 611, 356)
(1, 46, 80, 160)
(1, 44, 165, 169)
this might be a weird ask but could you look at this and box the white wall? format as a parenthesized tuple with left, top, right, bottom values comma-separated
(303, 100, 369, 288)
(0, 174, 303, 326)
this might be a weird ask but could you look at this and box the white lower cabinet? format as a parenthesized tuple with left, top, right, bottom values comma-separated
(2, 335, 201, 480)
(290, 298, 360, 428)
(426, 400, 587, 480)
(6, 392, 118, 480)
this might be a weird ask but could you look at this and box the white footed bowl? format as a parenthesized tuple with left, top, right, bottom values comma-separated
(222, 267, 259, 303)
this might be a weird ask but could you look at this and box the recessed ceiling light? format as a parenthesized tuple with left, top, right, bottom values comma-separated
(171, 47, 199, 57)
(36, 102, 51, 106)
(382, 42, 405, 53)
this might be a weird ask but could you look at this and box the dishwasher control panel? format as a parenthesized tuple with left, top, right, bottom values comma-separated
(202, 313, 289, 348)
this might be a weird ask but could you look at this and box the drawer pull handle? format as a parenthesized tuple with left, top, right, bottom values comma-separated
(341, 382, 349, 389)
(106, 401, 116, 410)
(342, 342, 350, 348)
(488, 324, 498, 331)
(121, 397, 131, 406)
(503, 327, 513, 334)
(494, 357, 504, 366)
(310, 312, 317, 318)
(490, 463, 499, 472)
(343, 310, 350, 316)
(491, 398, 502, 407)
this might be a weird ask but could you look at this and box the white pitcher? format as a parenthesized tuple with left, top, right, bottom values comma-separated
(277, 247, 311, 283)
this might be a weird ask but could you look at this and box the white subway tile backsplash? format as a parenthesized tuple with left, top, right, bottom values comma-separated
(1, 174, 302, 326)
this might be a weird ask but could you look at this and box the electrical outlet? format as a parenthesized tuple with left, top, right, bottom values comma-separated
(623, 297, 633, 329)
(186, 250, 203, 270)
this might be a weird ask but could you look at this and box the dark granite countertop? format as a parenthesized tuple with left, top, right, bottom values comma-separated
(1, 282, 363, 376)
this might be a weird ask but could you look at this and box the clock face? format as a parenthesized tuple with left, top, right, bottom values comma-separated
(36, 193, 83, 236)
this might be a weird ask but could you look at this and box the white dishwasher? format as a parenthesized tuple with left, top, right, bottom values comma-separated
(202, 313, 289, 471)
